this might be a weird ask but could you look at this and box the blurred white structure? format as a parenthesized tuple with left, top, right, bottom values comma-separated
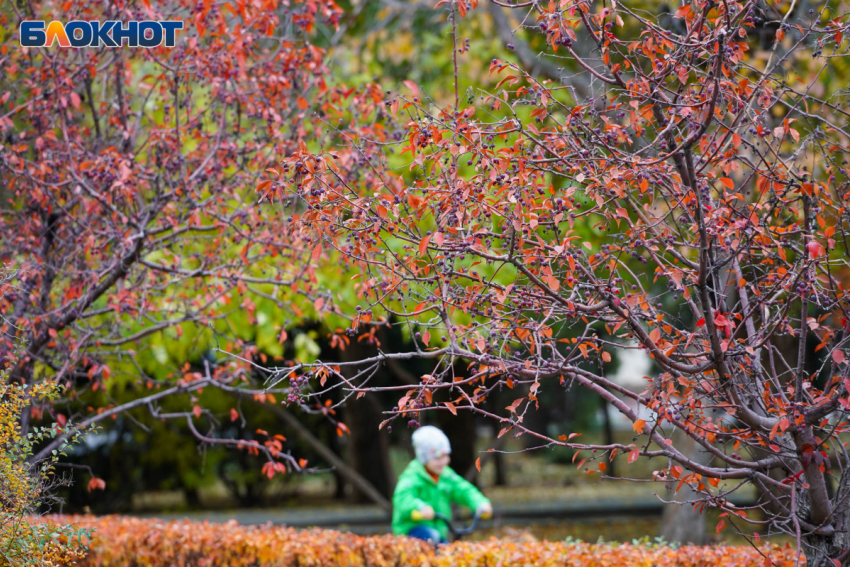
(603, 346, 656, 430)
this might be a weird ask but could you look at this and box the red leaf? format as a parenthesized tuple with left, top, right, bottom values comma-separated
(807, 240, 824, 258)
(230, 409, 239, 422)
(193, 405, 202, 418)
(402, 80, 420, 98)
(261, 462, 276, 479)
(419, 234, 432, 256)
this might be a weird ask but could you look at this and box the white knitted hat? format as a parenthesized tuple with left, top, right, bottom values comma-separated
(412, 426, 451, 464)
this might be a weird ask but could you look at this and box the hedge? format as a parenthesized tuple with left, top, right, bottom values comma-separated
(50, 515, 800, 567)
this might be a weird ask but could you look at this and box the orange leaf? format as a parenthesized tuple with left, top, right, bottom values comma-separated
(633, 419, 646, 433)
(419, 234, 432, 256)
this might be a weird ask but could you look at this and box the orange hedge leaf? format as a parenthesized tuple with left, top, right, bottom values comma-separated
(49, 515, 801, 567)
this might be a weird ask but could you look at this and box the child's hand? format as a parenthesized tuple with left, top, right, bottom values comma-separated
(418, 505, 435, 520)
(476, 502, 493, 519)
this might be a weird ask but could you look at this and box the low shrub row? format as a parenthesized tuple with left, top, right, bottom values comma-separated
(50, 515, 800, 567)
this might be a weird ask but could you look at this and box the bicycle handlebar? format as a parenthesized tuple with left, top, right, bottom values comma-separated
(433, 511, 484, 536)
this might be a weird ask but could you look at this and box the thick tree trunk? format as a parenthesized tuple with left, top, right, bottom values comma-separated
(342, 394, 394, 502)
(797, 451, 850, 567)
(438, 406, 477, 478)
(263, 403, 392, 511)
(340, 340, 394, 503)
(801, 494, 850, 567)
(660, 430, 709, 545)
(328, 429, 348, 500)
(494, 450, 508, 486)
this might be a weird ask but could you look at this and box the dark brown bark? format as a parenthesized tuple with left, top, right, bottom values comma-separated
(599, 395, 616, 477)
(262, 403, 391, 511)
(438, 405, 477, 478)
(342, 394, 394, 502)
(340, 340, 394, 503)
(493, 450, 508, 487)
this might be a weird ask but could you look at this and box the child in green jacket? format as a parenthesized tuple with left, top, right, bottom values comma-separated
(392, 426, 492, 543)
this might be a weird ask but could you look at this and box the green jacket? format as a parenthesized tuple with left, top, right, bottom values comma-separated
(391, 459, 490, 539)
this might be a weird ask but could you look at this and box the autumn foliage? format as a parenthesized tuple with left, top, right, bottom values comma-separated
(4, 0, 850, 563)
(267, 0, 850, 564)
(50, 515, 800, 567)
(1, 0, 348, 480)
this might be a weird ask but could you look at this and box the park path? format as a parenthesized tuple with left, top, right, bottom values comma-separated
(141, 494, 726, 534)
